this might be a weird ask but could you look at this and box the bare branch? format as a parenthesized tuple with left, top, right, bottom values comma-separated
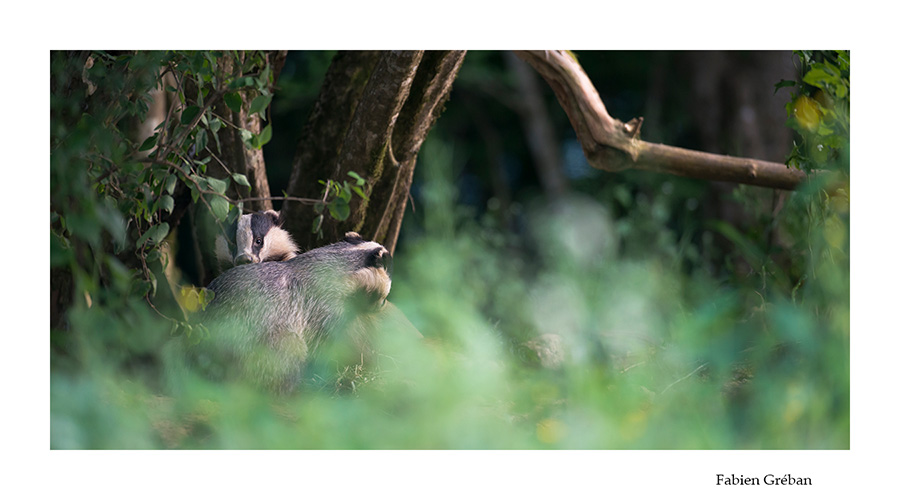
(515, 50, 812, 190)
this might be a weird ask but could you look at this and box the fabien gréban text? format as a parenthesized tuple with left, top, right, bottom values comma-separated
(716, 474, 812, 486)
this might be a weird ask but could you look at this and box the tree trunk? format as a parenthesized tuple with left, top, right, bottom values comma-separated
(208, 50, 288, 213)
(282, 50, 466, 253)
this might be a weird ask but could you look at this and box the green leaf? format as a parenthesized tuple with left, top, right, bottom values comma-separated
(198, 288, 215, 311)
(351, 185, 369, 201)
(131, 280, 152, 298)
(228, 76, 256, 90)
(256, 124, 273, 148)
(224, 92, 242, 113)
(803, 65, 841, 90)
(834, 83, 847, 99)
(209, 195, 230, 221)
(232, 173, 251, 188)
(138, 222, 170, 247)
(248, 94, 272, 118)
(148, 222, 170, 245)
(164, 174, 177, 195)
(312, 214, 324, 234)
(148, 269, 158, 297)
(348, 171, 365, 186)
(194, 128, 208, 152)
(207, 176, 229, 195)
(239, 128, 254, 149)
(159, 195, 175, 214)
(138, 133, 158, 152)
(189, 174, 209, 191)
(328, 198, 350, 221)
(339, 182, 352, 202)
(209, 117, 222, 134)
(180, 105, 201, 125)
(773, 79, 796, 95)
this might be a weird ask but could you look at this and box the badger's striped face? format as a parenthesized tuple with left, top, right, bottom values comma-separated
(234, 211, 299, 265)
(344, 233, 392, 303)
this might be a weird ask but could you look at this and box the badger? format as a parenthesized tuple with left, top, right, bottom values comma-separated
(191, 231, 393, 391)
(214, 210, 300, 271)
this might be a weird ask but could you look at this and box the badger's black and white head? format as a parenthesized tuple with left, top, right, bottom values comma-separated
(298, 231, 393, 308)
(345, 231, 392, 303)
(216, 210, 300, 269)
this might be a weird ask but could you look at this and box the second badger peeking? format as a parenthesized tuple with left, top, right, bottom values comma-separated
(215, 210, 300, 270)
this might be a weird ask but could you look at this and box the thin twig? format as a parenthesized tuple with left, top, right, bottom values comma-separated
(137, 158, 325, 208)
(659, 363, 709, 395)
(620, 361, 646, 374)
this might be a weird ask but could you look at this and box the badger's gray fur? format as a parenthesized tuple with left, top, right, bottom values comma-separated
(193, 231, 392, 391)
(214, 210, 299, 272)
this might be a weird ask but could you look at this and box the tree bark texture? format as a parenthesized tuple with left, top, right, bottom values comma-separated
(514, 50, 811, 191)
(208, 50, 288, 213)
(282, 50, 466, 253)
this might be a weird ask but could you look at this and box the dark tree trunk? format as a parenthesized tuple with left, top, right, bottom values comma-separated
(282, 50, 466, 253)
(281, 51, 382, 245)
(208, 50, 289, 214)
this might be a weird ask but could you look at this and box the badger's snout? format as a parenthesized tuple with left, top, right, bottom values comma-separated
(370, 248, 393, 277)
(235, 253, 257, 265)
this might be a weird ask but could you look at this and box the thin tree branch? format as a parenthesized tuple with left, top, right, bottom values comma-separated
(515, 50, 813, 191)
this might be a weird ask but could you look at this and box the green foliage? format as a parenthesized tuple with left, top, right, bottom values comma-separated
(777, 50, 850, 173)
(311, 171, 369, 235)
(51, 51, 279, 373)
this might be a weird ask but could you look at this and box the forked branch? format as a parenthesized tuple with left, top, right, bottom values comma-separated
(515, 50, 810, 190)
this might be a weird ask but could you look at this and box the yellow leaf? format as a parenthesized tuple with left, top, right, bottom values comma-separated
(178, 286, 201, 313)
(794, 95, 821, 132)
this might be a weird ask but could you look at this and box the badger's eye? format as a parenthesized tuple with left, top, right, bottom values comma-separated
(255, 237, 263, 246)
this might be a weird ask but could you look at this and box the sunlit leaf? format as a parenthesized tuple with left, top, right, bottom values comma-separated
(232, 173, 251, 188)
(328, 198, 350, 221)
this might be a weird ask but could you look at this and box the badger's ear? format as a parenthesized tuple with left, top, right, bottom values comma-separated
(343, 231, 366, 244)
(264, 210, 283, 226)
